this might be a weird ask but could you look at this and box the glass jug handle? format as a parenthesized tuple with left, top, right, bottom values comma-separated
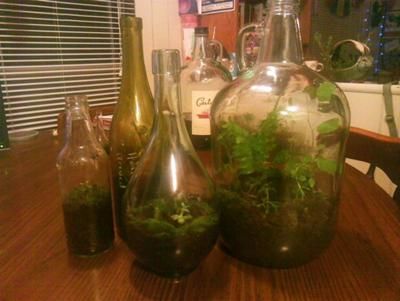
(207, 39, 224, 62)
(304, 60, 324, 73)
(236, 22, 264, 72)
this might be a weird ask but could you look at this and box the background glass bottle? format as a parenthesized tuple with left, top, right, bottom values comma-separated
(56, 95, 114, 256)
(109, 16, 154, 239)
(211, 0, 350, 268)
(122, 49, 219, 278)
(181, 27, 231, 150)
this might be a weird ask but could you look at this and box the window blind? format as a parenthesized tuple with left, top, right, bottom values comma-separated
(0, 0, 135, 133)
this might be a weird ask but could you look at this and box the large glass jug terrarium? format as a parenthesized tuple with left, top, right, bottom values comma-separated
(211, 0, 350, 268)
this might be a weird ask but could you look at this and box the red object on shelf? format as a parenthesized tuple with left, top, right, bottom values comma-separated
(180, 14, 199, 27)
(197, 112, 210, 119)
(179, 0, 198, 15)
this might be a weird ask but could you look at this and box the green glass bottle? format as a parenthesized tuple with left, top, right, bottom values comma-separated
(109, 16, 154, 239)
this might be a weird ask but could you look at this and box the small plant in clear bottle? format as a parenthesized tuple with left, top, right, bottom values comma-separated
(57, 95, 114, 256)
(122, 50, 219, 278)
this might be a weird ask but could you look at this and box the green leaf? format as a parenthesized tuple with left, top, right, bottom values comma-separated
(182, 215, 218, 235)
(317, 118, 340, 134)
(304, 86, 317, 99)
(316, 82, 336, 102)
(138, 218, 176, 238)
(316, 158, 338, 174)
(274, 149, 290, 164)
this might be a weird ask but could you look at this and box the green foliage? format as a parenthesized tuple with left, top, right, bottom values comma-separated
(313, 32, 334, 66)
(217, 82, 341, 214)
(317, 118, 340, 134)
(184, 215, 218, 234)
(126, 197, 218, 238)
(65, 182, 110, 208)
(136, 218, 176, 239)
(241, 170, 281, 214)
(331, 42, 360, 69)
(304, 81, 337, 104)
(285, 156, 317, 200)
(316, 158, 338, 175)
(170, 202, 193, 224)
(316, 82, 336, 103)
(218, 112, 279, 176)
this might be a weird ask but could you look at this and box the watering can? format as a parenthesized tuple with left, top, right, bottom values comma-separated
(329, 39, 373, 82)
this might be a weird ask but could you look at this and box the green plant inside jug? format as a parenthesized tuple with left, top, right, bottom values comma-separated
(215, 82, 346, 268)
(63, 183, 114, 256)
(125, 196, 219, 278)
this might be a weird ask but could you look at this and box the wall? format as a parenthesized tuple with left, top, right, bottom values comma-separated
(310, 0, 373, 61)
(310, 1, 400, 69)
(136, 0, 183, 90)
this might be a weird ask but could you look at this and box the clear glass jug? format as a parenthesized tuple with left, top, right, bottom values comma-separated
(211, 0, 350, 268)
(181, 27, 232, 150)
(122, 49, 219, 278)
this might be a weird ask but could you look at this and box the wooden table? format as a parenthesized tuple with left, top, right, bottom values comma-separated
(1, 131, 400, 301)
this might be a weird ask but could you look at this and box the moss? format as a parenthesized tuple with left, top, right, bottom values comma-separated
(125, 197, 219, 278)
(63, 183, 114, 256)
(217, 187, 337, 268)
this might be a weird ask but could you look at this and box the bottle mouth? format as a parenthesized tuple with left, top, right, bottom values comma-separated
(120, 15, 142, 30)
(65, 95, 88, 109)
(267, 0, 300, 13)
(152, 49, 181, 75)
(65, 95, 90, 119)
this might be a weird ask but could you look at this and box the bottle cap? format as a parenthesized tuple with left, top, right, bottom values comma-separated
(194, 27, 208, 35)
(152, 49, 181, 75)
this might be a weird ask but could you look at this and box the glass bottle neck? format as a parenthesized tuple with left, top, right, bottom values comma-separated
(192, 35, 208, 61)
(257, 1, 303, 64)
(153, 72, 188, 146)
(65, 106, 96, 147)
(120, 17, 147, 91)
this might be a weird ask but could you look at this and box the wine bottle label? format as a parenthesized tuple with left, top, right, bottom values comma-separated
(191, 90, 218, 135)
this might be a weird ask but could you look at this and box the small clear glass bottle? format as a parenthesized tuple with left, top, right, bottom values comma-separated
(122, 49, 219, 278)
(56, 95, 114, 256)
(181, 27, 232, 150)
(211, 0, 350, 268)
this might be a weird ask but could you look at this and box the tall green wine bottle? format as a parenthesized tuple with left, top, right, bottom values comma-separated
(110, 16, 154, 240)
